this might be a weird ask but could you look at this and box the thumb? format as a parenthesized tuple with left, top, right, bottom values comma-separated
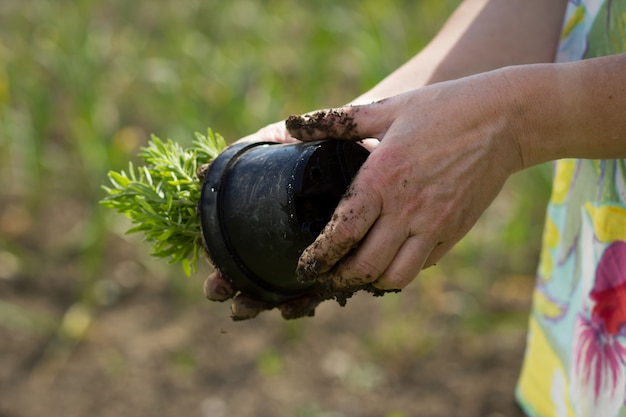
(285, 101, 390, 142)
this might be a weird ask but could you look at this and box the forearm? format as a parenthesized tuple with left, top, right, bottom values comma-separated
(505, 53, 626, 168)
(351, 0, 567, 105)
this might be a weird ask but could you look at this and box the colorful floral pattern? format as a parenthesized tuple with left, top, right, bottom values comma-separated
(516, 1, 626, 416)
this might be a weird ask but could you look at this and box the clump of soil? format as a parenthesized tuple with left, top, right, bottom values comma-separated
(313, 279, 397, 307)
(229, 271, 398, 321)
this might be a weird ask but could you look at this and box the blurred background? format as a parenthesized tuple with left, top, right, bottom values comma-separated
(0, 1, 553, 416)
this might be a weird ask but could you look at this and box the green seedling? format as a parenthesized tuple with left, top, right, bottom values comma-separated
(101, 128, 227, 275)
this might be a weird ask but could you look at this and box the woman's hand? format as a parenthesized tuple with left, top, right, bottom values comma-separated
(288, 69, 524, 291)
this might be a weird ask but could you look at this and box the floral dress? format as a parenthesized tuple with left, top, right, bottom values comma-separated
(515, 1, 626, 416)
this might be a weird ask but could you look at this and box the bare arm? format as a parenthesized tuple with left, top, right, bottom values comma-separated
(508, 54, 626, 167)
(352, 0, 568, 104)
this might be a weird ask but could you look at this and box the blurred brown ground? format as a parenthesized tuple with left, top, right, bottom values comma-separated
(0, 186, 539, 417)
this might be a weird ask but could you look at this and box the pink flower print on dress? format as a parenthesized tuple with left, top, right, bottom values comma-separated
(591, 241, 626, 335)
(571, 241, 626, 417)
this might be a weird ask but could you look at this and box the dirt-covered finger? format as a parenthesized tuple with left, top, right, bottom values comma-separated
(296, 181, 381, 282)
(331, 217, 406, 288)
(203, 271, 236, 301)
(285, 102, 389, 142)
(278, 294, 322, 320)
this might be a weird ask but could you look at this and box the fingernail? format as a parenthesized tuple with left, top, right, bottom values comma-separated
(204, 276, 234, 301)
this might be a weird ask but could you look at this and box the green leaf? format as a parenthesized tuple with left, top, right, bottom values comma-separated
(108, 171, 130, 189)
(181, 258, 192, 277)
(100, 128, 227, 275)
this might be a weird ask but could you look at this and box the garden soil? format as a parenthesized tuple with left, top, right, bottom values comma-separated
(0, 275, 531, 416)
(0, 193, 535, 417)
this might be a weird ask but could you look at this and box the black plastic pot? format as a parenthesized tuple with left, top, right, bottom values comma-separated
(199, 140, 369, 303)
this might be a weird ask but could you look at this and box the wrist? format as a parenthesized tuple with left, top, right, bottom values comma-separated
(498, 63, 575, 170)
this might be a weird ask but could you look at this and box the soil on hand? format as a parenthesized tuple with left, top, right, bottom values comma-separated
(286, 108, 362, 141)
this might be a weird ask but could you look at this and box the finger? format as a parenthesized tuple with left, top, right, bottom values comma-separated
(373, 236, 434, 290)
(423, 239, 458, 269)
(238, 121, 297, 144)
(285, 102, 390, 142)
(204, 271, 236, 301)
(331, 216, 406, 288)
(296, 179, 381, 282)
(278, 294, 322, 320)
(230, 293, 274, 321)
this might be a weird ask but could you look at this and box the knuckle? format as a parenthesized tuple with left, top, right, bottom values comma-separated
(348, 258, 383, 283)
(328, 217, 362, 248)
(381, 270, 416, 290)
(203, 274, 234, 301)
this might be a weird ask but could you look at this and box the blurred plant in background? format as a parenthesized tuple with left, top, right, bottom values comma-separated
(0, 1, 551, 416)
